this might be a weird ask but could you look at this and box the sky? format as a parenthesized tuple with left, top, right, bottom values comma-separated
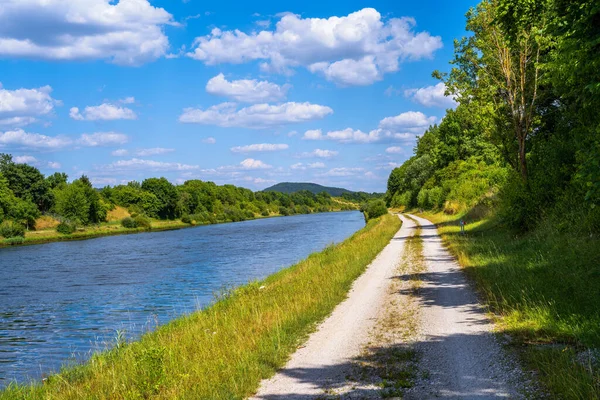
(0, 0, 477, 192)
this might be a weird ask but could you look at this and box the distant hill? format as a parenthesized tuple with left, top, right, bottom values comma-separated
(263, 182, 352, 197)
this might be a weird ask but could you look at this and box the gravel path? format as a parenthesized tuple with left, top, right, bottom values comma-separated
(250, 214, 530, 399)
(250, 215, 412, 399)
(405, 214, 527, 399)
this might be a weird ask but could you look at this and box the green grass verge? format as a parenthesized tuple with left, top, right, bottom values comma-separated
(419, 211, 600, 399)
(1, 214, 401, 399)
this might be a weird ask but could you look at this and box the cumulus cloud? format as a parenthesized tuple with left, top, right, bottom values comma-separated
(135, 147, 174, 156)
(378, 111, 436, 131)
(239, 158, 272, 169)
(297, 149, 338, 158)
(231, 143, 288, 153)
(187, 8, 442, 86)
(320, 167, 364, 177)
(13, 155, 38, 164)
(206, 73, 289, 103)
(179, 102, 332, 128)
(385, 146, 403, 154)
(302, 128, 413, 144)
(404, 82, 457, 108)
(47, 161, 61, 169)
(105, 158, 200, 172)
(70, 103, 137, 121)
(291, 162, 326, 170)
(0, 129, 72, 150)
(111, 149, 129, 156)
(77, 132, 129, 147)
(0, 83, 60, 126)
(0, 0, 176, 66)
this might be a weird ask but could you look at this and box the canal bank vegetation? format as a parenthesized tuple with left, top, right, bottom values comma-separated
(0, 154, 359, 247)
(1, 214, 401, 399)
(386, 0, 600, 396)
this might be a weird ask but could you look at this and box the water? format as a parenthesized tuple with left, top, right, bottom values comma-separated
(0, 211, 364, 386)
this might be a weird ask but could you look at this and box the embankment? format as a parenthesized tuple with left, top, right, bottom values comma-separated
(1, 214, 401, 399)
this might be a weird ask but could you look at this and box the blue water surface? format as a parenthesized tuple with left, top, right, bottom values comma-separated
(0, 211, 364, 386)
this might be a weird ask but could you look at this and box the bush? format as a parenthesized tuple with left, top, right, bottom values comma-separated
(4, 236, 24, 245)
(0, 220, 25, 238)
(363, 200, 388, 221)
(56, 222, 77, 235)
(278, 206, 291, 216)
(181, 215, 191, 224)
(133, 215, 151, 229)
(121, 217, 138, 229)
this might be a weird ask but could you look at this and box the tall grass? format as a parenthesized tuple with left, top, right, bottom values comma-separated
(420, 211, 600, 399)
(1, 214, 401, 399)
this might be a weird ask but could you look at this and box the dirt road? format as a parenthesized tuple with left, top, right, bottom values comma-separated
(250, 214, 528, 399)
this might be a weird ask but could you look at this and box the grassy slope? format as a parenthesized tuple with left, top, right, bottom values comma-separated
(1, 214, 401, 399)
(419, 211, 600, 399)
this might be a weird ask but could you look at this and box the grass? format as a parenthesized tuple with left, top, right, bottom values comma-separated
(0, 213, 401, 399)
(418, 209, 600, 399)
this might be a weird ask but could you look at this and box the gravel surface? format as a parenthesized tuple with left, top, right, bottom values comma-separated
(405, 214, 529, 399)
(250, 215, 410, 399)
(249, 214, 532, 399)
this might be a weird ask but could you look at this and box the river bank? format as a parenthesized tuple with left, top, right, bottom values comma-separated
(0, 204, 357, 249)
(0, 213, 400, 399)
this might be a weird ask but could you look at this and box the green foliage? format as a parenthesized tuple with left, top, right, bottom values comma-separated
(3, 236, 24, 245)
(141, 178, 178, 219)
(11, 199, 40, 229)
(133, 215, 151, 229)
(0, 220, 25, 238)
(53, 182, 90, 224)
(121, 217, 138, 229)
(362, 199, 388, 220)
(0, 153, 53, 211)
(56, 222, 77, 235)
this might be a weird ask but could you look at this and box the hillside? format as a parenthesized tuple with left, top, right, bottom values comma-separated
(263, 182, 352, 197)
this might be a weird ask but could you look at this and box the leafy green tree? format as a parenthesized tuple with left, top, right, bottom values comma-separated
(11, 199, 40, 230)
(46, 172, 68, 189)
(53, 182, 90, 224)
(141, 177, 178, 219)
(0, 153, 53, 211)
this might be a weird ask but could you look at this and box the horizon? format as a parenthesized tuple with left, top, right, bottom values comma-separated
(0, 1, 475, 192)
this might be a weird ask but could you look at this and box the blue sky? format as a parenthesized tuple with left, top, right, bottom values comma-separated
(0, 0, 476, 192)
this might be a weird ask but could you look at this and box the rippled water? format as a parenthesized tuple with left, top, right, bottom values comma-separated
(0, 211, 364, 386)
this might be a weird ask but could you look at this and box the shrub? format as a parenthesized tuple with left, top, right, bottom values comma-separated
(133, 215, 151, 229)
(278, 206, 291, 216)
(56, 222, 77, 235)
(261, 210, 270, 217)
(363, 199, 388, 220)
(4, 236, 24, 245)
(181, 215, 191, 224)
(0, 220, 25, 238)
(121, 217, 138, 229)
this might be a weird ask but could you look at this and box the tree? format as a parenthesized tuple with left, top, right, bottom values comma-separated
(11, 199, 40, 230)
(53, 182, 90, 224)
(442, 0, 550, 182)
(46, 172, 68, 189)
(0, 153, 53, 211)
(141, 177, 178, 219)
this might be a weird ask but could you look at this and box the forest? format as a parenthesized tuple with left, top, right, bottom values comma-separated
(0, 153, 355, 243)
(387, 0, 599, 233)
(386, 0, 599, 396)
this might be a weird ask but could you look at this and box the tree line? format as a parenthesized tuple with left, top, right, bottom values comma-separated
(0, 153, 356, 240)
(387, 0, 599, 232)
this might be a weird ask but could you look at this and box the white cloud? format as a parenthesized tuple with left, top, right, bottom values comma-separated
(298, 148, 338, 158)
(320, 167, 364, 177)
(13, 155, 37, 164)
(231, 143, 288, 153)
(0, 0, 176, 66)
(385, 146, 403, 154)
(240, 158, 272, 169)
(290, 162, 326, 170)
(119, 96, 136, 104)
(179, 101, 332, 128)
(404, 82, 457, 108)
(202, 137, 216, 144)
(47, 161, 61, 169)
(0, 129, 72, 150)
(77, 132, 128, 147)
(378, 111, 436, 131)
(187, 8, 442, 86)
(111, 149, 129, 156)
(0, 83, 60, 126)
(70, 103, 137, 121)
(135, 147, 174, 156)
(105, 158, 200, 172)
(206, 73, 289, 103)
